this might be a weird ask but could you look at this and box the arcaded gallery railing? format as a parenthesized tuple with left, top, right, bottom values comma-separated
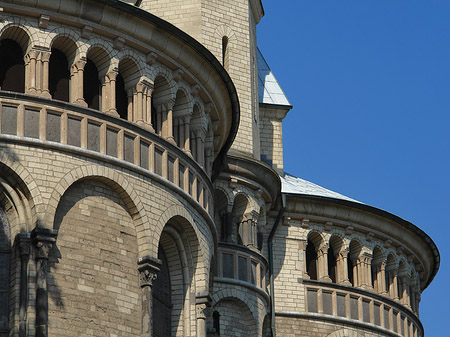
(0, 92, 212, 214)
(214, 242, 268, 297)
(304, 279, 422, 337)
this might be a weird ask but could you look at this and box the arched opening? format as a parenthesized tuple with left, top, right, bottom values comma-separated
(172, 89, 190, 148)
(153, 246, 172, 337)
(0, 39, 25, 93)
(190, 104, 203, 163)
(214, 189, 228, 242)
(49, 48, 70, 102)
(0, 207, 11, 336)
(348, 240, 361, 287)
(213, 298, 256, 337)
(386, 253, 396, 298)
(371, 246, 384, 292)
(154, 217, 200, 336)
(115, 73, 128, 119)
(212, 311, 220, 336)
(83, 58, 101, 109)
(49, 36, 77, 102)
(222, 36, 229, 70)
(86, 46, 110, 112)
(327, 236, 342, 283)
(232, 194, 254, 246)
(117, 58, 140, 120)
(306, 233, 321, 280)
(327, 246, 337, 283)
(152, 75, 172, 135)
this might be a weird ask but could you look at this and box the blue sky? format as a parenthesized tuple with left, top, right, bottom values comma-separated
(258, 1, 450, 335)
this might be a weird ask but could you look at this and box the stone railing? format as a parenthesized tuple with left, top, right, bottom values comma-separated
(0, 91, 212, 215)
(214, 242, 268, 298)
(303, 279, 422, 337)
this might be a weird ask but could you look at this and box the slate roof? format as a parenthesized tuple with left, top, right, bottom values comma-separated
(281, 172, 361, 203)
(257, 48, 291, 106)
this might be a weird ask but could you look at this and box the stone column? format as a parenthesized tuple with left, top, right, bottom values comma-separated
(105, 69, 118, 116)
(41, 51, 51, 98)
(183, 114, 192, 154)
(70, 59, 87, 106)
(337, 249, 351, 286)
(166, 100, 176, 144)
(18, 234, 31, 337)
(317, 245, 331, 282)
(25, 49, 38, 94)
(31, 228, 57, 337)
(145, 86, 155, 132)
(379, 261, 387, 295)
(138, 256, 161, 337)
(196, 294, 211, 337)
(358, 253, 372, 289)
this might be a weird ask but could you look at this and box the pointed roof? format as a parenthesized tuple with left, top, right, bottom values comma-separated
(257, 48, 291, 106)
(281, 172, 361, 203)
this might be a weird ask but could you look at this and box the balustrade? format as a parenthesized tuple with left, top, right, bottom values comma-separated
(0, 92, 212, 215)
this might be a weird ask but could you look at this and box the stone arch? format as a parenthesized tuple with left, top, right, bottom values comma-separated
(212, 296, 257, 337)
(44, 165, 151, 256)
(155, 212, 209, 337)
(48, 30, 81, 65)
(86, 43, 113, 77)
(155, 204, 210, 280)
(0, 21, 33, 54)
(48, 177, 142, 336)
(0, 155, 42, 227)
(306, 231, 323, 280)
(214, 188, 229, 242)
(328, 234, 344, 283)
(152, 68, 176, 104)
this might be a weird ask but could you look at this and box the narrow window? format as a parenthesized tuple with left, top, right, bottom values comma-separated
(213, 311, 220, 336)
(222, 36, 229, 70)
(347, 257, 354, 286)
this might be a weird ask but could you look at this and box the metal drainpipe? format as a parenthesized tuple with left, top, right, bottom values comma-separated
(268, 193, 286, 337)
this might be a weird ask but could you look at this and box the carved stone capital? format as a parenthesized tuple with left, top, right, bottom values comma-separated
(18, 234, 31, 257)
(31, 227, 57, 260)
(137, 255, 161, 288)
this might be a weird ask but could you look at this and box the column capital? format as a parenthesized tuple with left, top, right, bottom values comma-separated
(18, 233, 31, 256)
(31, 227, 57, 260)
(137, 255, 161, 288)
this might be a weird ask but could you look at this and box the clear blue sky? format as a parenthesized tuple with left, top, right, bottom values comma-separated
(258, 1, 450, 335)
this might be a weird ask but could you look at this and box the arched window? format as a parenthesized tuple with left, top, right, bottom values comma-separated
(348, 240, 361, 287)
(0, 208, 11, 336)
(222, 36, 229, 70)
(83, 58, 101, 110)
(0, 39, 25, 93)
(213, 311, 220, 336)
(306, 238, 318, 280)
(152, 246, 171, 337)
(49, 48, 70, 102)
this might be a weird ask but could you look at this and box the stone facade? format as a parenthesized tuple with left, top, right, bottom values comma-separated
(0, 1, 438, 337)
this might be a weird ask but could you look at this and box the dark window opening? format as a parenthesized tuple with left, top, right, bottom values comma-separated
(151, 100, 157, 132)
(115, 73, 128, 120)
(49, 48, 70, 102)
(222, 36, 229, 70)
(83, 58, 101, 110)
(327, 246, 336, 283)
(348, 257, 354, 286)
(213, 311, 220, 336)
(0, 39, 25, 93)
(306, 239, 317, 280)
